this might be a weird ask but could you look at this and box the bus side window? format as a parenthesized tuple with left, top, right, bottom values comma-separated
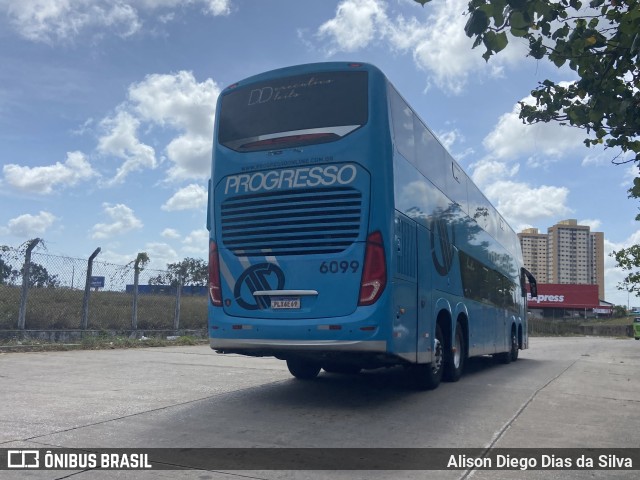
(389, 86, 415, 164)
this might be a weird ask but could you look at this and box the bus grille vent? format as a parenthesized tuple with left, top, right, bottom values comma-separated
(220, 187, 362, 256)
(395, 215, 416, 279)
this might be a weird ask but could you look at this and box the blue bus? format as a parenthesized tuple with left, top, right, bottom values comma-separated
(207, 62, 537, 389)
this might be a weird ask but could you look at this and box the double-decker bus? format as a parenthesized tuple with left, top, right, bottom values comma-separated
(207, 62, 537, 389)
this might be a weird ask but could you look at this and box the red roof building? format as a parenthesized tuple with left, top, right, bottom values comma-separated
(526, 284, 612, 317)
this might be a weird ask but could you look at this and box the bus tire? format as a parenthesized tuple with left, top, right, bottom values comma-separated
(286, 358, 321, 380)
(410, 324, 444, 390)
(510, 329, 519, 362)
(443, 321, 465, 382)
(495, 350, 511, 364)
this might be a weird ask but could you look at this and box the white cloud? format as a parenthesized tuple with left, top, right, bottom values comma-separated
(4, 211, 57, 237)
(90, 203, 143, 239)
(127, 71, 219, 180)
(140, 242, 179, 269)
(1, 0, 231, 44)
(317, 0, 388, 54)
(470, 158, 571, 228)
(315, 0, 526, 94)
(162, 184, 207, 211)
(128, 71, 217, 137)
(2, 151, 97, 194)
(96, 71, 218, 183)
(97, 110, 157, 185)
(483, 97, 586, 163)
(136, 0, 231, 15)
(182, 228, 208, 255)
(98, 241, 179, 271)
(400, 0, 483, 94)
(469, 159, 519, 188)
(165, 134, 213, 180)
(201, 0, 232, 17)
(579, 219, 602, 231)
(485, 180, 572, 228)
(1, 0, 141, 43)
(161, 228, 181, 239)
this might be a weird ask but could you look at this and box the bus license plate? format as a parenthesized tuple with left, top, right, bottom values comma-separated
(271, 297, 300, 309)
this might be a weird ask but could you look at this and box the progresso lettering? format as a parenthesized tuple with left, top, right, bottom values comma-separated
(224, 164, 357, 194)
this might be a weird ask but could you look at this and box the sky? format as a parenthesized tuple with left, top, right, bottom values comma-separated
(0, 0, 637, 307)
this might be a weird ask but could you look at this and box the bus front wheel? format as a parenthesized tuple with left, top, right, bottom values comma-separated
(286, 358, 321, 380)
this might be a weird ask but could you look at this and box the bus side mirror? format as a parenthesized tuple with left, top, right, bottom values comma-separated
(521, 268, 537, 298)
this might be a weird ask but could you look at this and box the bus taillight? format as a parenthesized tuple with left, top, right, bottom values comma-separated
(358, 231, 387, 306)
(209, 240, 223, 307)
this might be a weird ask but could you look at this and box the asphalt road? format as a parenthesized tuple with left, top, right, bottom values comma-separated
(1, 336, 638, 479)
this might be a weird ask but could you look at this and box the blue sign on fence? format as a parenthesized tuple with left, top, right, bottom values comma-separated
(90, 276, 105, 288)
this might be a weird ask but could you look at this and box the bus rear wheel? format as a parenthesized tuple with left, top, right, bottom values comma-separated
(410, 324, 444, 390)
(496, 328, 517, 364)
(510, 330, 519, 362)
(286, 358, 321, 380)
(443, 321, 465, 382)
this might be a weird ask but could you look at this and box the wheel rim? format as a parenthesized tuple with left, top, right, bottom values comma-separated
(432, 337, 443, 374)
(453, 331, 462, 369)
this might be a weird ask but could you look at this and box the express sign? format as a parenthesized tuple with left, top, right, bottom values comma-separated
(526, 284, 600, 309)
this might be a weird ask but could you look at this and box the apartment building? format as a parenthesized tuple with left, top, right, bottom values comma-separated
(518, 220, 605, 299)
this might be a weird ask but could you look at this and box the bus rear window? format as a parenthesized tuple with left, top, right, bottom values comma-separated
(218, 71, 368, 152)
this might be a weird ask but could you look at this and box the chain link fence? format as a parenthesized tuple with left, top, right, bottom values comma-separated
(0, 241, 207, 332)
(2, 240, 631, 338)
(528, 318, 632, 337)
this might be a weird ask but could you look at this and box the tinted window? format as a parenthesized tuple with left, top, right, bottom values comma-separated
(460, 251, 518, 312)
(388, 86, 415, 163)
(218, 71, 368, 152)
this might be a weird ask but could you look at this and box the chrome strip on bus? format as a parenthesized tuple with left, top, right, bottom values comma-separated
(210, 338, 386, 352)
(252, 290, 319, 296)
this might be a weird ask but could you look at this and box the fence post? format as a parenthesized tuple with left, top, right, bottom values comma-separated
(17, 238, 41, 330)
(131, 259, 141, 331)
(81, 247, 101, 330)
(173, 278, 183, 332)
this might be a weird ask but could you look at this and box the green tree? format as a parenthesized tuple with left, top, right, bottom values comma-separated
(0, 257, 13, 285)
(149, 258, 208, 287)
(613, 305, 628, 317)
(612, 244, 640, 294)
(25, 263, 60, 288)
(0, 246, 14, 284)
(8, 262, 60, 288)
(415, 0, 639, 162)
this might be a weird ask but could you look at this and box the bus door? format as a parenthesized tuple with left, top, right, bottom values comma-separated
(393, 213, 419, 363)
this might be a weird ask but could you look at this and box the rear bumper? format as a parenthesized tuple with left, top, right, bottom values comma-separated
(210, 338, 387, 353)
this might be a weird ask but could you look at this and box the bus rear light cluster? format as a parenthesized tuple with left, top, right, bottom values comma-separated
(358, 231, 387, 306)
(209, 240, 223, 307)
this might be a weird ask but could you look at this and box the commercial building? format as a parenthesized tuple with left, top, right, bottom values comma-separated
(518, 219, 605, 301)
(526, 284, 612, 318)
